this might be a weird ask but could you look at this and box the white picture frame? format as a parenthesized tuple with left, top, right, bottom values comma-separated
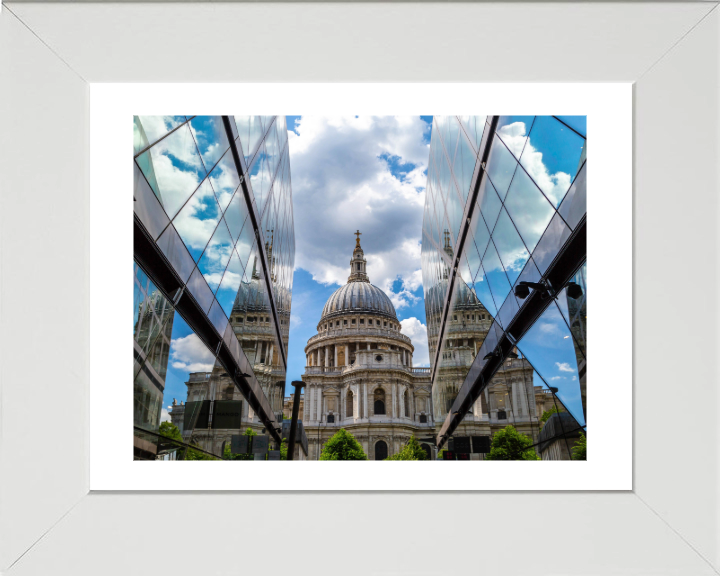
(1, 2, 718, 574)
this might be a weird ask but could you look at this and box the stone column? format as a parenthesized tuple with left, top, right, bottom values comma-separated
(340, 387, 345, 420)
(392, 381, 397, 418)
(367, 342, 371, 350)
(334, 345, 338, 367)
(318, 386, 323, 421)
(345, 345, 349, 366)
(399, 385, 405, 417)
(409, 353, 413, 367)
(268, 344, 273, 366)
(363, 382, 368, 419)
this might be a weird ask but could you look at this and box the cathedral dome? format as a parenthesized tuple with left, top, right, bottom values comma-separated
(319, 231, 397, 322)
(321, 281, 397, 321)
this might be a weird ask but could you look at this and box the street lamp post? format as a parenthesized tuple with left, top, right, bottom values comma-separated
(287, 380, 305, 460)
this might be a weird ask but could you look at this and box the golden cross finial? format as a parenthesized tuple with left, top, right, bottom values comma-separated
(355, 229, 362, 247)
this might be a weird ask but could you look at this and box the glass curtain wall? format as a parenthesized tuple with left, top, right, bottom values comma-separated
(133, 115, 295, 460)
(421, 116, 587, 459)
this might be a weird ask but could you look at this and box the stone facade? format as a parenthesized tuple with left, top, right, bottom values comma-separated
(297, 236, 558, 460)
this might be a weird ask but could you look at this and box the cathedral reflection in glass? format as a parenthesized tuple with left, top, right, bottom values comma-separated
(421, 116, 587, 459)
(133, 116, 295, 460)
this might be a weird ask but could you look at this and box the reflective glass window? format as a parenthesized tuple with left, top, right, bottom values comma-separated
(172, 179, 222, 262)
(485, 138, 518, 200)
(503, 164, 555, 254)
(137, 122, 206, 220)
(520, 115, 585, 208)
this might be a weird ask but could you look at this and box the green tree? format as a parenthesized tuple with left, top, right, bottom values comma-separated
(158, 421, 182, 443)
(572, 433, 587, 460)
(158, 421, 213, 460)
(386, 436, 429, 460)
(319, 428, 367, 460)
(223, 427, 258, 460)
(184, 443, 216, 460)
(484, 425, 540, 461)
(540, 405, 561, 426)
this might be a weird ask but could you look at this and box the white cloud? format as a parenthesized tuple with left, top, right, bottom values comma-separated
(498, 122, 572, 206)
(400, 317, 429, 366)
(549, 376, 564, 381)
(160, 407, 171, 423)
(290, 314, 302, 328)
(170, 333, 216, 373)
(288, 116, 429, 306)
(556, 362, 575, 373)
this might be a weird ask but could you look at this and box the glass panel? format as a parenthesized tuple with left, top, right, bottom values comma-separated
(216, 249, 245, 317)
(224, 189, 249, 243)
(469, 203, 491, 262)
(503, 164, 556, 254)
(156, 224, 195, 283)
(495, 116, 535, 159)
(235, 116, 265, 164)
(555, 116, 587, 137)
(208, 150, 241, 212)
(482, 241, 513, 312)
(531, 213, 572, 275)
(516, 302, 586, 427)
(197, 220, 234, 292)
(558, 161, 587, 231)
(473, 264, 498, 318)
(189, 116, 230, 172)
(492, 208, 529, 286)
(520, 115, 585, 207)
(134, 115, 187, 154)
(187, 266, 215, 313)
(454, 131, 477, 203)
(485, 138, 518, 200)
(137, 122, 206, 220)
(172, 178, 222, 262)
(479, 178, 502, 232)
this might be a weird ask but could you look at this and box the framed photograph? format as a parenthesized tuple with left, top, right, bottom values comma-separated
(2, 3, 718, 575)
(92, 83, 629, 492)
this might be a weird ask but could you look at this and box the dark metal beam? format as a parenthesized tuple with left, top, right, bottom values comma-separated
(437, 216, 587, 449)
(134, 214, 282, 445)
(221, 115, 288, 371)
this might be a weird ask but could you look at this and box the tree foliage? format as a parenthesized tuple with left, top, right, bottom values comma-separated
(159, 421, 214, 460)
(540, 405, 561, 426)
(319, 428, 367, 461)
(572, 433, 587, 460)
(158, 421, 182, 443)
(484, 425, 540, 461)
(386, 436, 429, 460)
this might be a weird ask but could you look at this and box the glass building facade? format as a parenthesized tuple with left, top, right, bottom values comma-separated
(133, 115, 295, 460)
(421, 116, 587, 456)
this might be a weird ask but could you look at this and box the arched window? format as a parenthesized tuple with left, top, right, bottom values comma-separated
(346, 390, 354, 418)
(356, 263, 361, 270)
(419, 414, 427, 423)
(421, 443, 432, 459)
(373, 387, 386, 415)
(375, 440, 388, 461)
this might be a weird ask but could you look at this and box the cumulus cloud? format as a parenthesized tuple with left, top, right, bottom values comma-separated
(161, 407, 171, 423)
(170, 333, 216, 373)
(498, 121, 572, 206)
(400, 317, 430, 366)
(288, 116, 429, 308)
(555, 362, 575, 373)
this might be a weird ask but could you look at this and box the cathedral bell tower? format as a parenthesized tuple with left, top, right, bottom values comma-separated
(348, 230, 370, 283)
